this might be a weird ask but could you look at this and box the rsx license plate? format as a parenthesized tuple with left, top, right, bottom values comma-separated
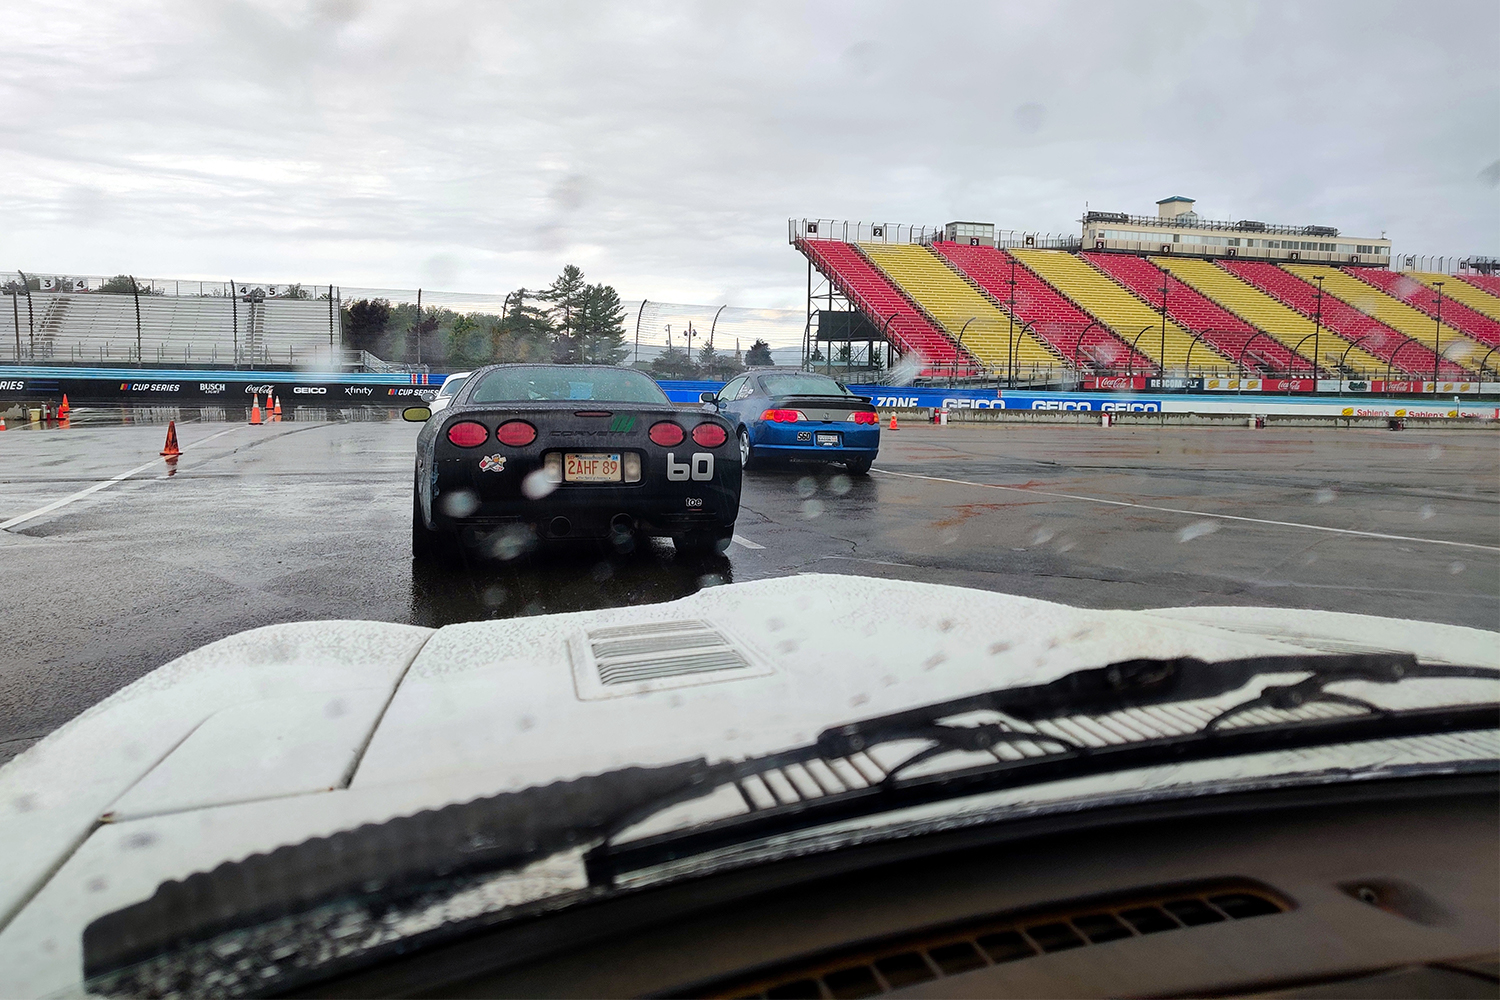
(815, 432, 840, 447)
(564, 453, 622, 482)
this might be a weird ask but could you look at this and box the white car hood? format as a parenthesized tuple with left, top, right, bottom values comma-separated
(1, 574, 1495, 996)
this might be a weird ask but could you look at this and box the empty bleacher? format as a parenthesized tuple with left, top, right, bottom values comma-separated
(931, 243, 1154, 372)
(1082, 253, 1311, 375)
(1459, 274, 1500, 301)
(7, 291, 336, 365)
(1008, 249, 1228, 371)
(1349, 269, 1500, 351)
(1281, 264, 1479, 376)
(1157, 258, 1386, 377)
(795, 239, 973, 370)
(1399, 271, 1500, 325)
(854, 243, 1060, 372)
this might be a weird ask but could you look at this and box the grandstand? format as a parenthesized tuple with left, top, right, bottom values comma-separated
(1219, 261, 1467, 378)
(5, 284, 341, 367)
(1351, 269, 1500, 349)
(1283, 263, 1484, 374)
(1459, 274, 1500, 299)
(1006, 248, 1222, 371)
(1408, 271, 1500, 324)
(931, 244, 1155, 373)
(794, 238, 976, 372)
(1153, 258, 1385, 377)
(854, 243, 1060, 372)
(1081, 252, 1311, 375)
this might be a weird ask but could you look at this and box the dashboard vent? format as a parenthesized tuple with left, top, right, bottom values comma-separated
(690, 882, 1288, 999)
(571, 620, 772, 700)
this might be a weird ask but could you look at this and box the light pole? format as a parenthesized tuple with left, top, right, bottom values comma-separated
(1431, 281, 1444, 391)
(952, 317, 975, 387)
(1007, 257, 1018, 388)
(633, 298, 648, 367)
(1159, 277, 1169, 377)
(17, 270, 34, 360)
(1312, 274, 1324, 382)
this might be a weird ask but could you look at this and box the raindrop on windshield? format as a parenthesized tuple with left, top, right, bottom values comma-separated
(796, 476, 817, 498)
(486, 524, 535, 561)
(481, 583, 509, 606)
(591, 561, 614, 582)
(697, 572, 726, 588)
(828, 474, 852, 496)
(522, 469, 558, 499)
(1312, 488, 1336, 505)
(438, 489, 480, 518)
(1031, 527, 1055, 545)
(801, 498, 825, 519)
(1449, 561, 1466, 575)
(1176, 519, 1220, 543)
(1426, 444, 1444, 460)
(1419, 504, 1436, 520)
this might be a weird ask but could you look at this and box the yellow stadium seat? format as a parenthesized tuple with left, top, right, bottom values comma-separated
(1007, 249, 1228, 369)
(857, 243, 1060, 371)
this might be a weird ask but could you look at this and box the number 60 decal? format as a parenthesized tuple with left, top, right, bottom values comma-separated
(667, 452, 714, 481)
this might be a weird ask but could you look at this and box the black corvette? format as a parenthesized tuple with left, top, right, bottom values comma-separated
(405, 364, 740, 561)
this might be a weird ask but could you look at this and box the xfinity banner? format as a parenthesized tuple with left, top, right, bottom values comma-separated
(0, 377, 439, 404)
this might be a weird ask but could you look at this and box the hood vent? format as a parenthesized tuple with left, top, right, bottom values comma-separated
(686, 881, 1287, 999)
(571, 619, 773, 700)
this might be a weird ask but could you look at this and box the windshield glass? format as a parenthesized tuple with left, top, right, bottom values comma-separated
(760, 373, 853, 396)
(4, 4, 1496, 997)
(468, 366, 670, 403)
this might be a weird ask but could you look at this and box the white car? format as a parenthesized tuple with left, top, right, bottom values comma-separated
(426, 370, 472, 415)
(1, 577, 1495, 998)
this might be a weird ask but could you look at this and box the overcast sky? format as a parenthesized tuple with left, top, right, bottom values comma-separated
(2, 0, 1496, 309)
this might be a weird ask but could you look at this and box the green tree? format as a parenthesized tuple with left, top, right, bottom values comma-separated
(542, 264, 589, 362)
(493, 289, 555, 363)
(100, 274, 155, 294)
(576, 283, 629, 364)
(281, 283, 310, 300)
(836, 343, 853, 365)
(697, 341, 744, 380)
(745, 339, 773, 366)
(648, 345, 695, 379)
(344, 298, 391, 353)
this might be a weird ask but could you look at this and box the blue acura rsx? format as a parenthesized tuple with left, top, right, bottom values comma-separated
(701, 370, 881, 474)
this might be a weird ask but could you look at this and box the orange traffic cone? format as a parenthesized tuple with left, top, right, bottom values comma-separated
(888, 414, 899, 430)
(0, 418, 7, 430)
(250, 393, 263, 425)
(273, 395, 282, 418)
(160, 420, 181, 457)
(58, 394, 71, 418)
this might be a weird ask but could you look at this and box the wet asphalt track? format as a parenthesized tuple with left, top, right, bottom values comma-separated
(1, 407, 1497, 763)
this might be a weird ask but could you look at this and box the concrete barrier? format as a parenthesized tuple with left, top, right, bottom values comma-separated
(874, 406, 1499, 430)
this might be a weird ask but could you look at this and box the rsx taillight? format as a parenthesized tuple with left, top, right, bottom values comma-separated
(760, 409, 806, 423)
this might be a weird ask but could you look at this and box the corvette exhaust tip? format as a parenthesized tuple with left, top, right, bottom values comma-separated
(549, 516, 572, 537)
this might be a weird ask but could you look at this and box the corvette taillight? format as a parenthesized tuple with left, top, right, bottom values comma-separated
(496, 420, 537, 446)
(649, 421, 685, 446)
(446, 421, 488, 447)
(691, 423, 728, 447)
(760, 408, 806, 423)
(851, 411, 879, 424)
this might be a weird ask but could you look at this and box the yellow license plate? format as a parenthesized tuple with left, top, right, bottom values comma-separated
(564, 453, 622, 482)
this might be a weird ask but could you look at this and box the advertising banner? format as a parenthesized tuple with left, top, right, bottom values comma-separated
(1083, 376, 1150, 391)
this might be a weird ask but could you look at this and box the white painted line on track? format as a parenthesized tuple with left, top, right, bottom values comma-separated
(871, 467, 1500, 554)
(731, 534, 765, 550)
(1, 426, 244, 532)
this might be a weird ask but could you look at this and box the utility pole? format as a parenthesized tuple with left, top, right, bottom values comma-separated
(1432, 281, 1444, 390)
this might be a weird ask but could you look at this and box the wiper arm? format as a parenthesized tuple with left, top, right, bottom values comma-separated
(586, 653, 1498, 883)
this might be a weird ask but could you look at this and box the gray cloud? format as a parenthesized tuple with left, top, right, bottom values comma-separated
(0, 0, 1495, 306)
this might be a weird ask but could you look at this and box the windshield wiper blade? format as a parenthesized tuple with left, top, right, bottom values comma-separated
(584, 653, 1498, 884)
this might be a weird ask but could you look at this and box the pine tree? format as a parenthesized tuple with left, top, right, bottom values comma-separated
(541, 265, 588, 362)
(576, 283, 629, 364)
(745, 339, 773, 366)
